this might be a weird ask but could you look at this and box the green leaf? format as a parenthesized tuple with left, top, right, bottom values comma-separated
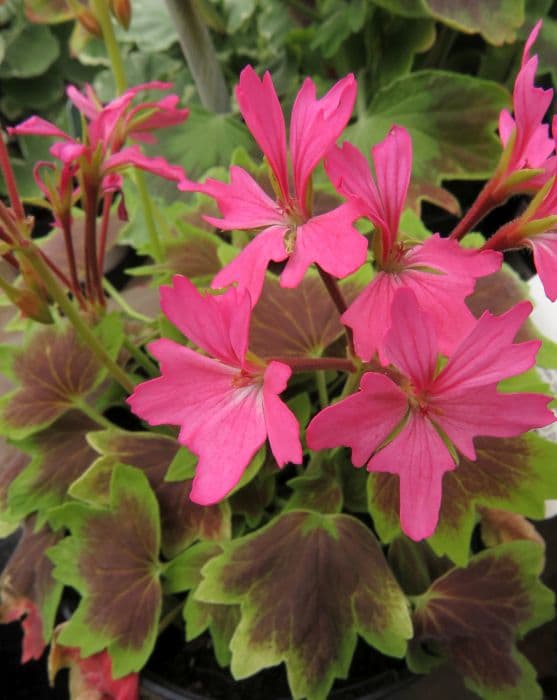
(345, 71, 509, 212)
(164, 542, 239, 668)
(0, 23, 59, 78)
(0, 518, 63, 658)
(369, 433, 557, 565)
(286, 461, 343, 514)
(0, 438, 29, 517)
(0, 316, 123, 440)
(85, 430, 230, 558)
(47, 465, 162, 677)
(410, 541, 554, 699)
(23, 0, 73, 23)
(196, 511, 412, 700)
(114, 0, 178, 52)
(228, 455, 276, 528)
(154, 105, 252, 179)
(7, 412, 98, 523)
(224, 0, 257, 32)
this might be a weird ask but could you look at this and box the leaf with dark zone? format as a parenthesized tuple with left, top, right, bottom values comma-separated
(0, 317, 123, 439)
(0, 517, 62, 662)
(195, 511, 412, 700)
(47, 465, 163, 676)
(85, 429, 231, 559)
(410, 541, 554, 699)
(369, 433, 557, 565)
(7, 412, 97, 522)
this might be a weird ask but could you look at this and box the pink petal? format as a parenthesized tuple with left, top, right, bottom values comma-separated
(498, 109, 515, 147)
(371, 125, 412, 254)
(236, 66, 289, 203)
(103, 145, 185, 181)
(211, 225, 289, 304)
(522, 20, 542, 66)
(383, 288, 438, 390)
(431, 387, 554, 461)
(127, 95, 189, 134)
(402, 235, 502, 355)
(182, 166, 284, 230)
(280, 203, 367, 288)
(367, 412, 455, 541)
(433, 302, 540, 394)
(160, 277, 251, 366)
(306, 372, 408, 466)
(127, 340, 267, 504)
(342, 271, 401, 363)
(325, 140, 383, 218)
(50, 141, 87, 164)
(66, 84, 100, 120)
(289, 74, 356, 209)
(262, 361, 302, 466)
(8, 116, 71, 141)
(528, 232, 557, 301)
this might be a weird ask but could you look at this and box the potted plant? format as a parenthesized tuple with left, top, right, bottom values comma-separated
(0, 2, 556, 699)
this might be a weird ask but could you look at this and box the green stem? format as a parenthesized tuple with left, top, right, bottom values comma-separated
(164, 0, 230, 113)
(102, 278, 155, 323)
(123, 336, 159, 377)
(93, 0, 164, 262)
(73, 397, 114, 429)
(20, 244, 135, 394)
(91, 0, 127, 94)
(315, 370, 328, 409)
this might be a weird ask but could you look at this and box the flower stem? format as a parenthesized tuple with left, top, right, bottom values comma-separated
(93, 0, 164, 262)
(97, 192, 114, 273)
(102, 277, 155, 323)
(0, 132, 25, 223)
(316, 265, 355, 357)
(123, 336, 159, 377)
(272, 357, 355, 373)
(72, 397, 113, 429)
(315, 370, 328, 409)
(164, 0, 230, 113)
(20, 243, 135, 393)
(448, 180, 498, 241)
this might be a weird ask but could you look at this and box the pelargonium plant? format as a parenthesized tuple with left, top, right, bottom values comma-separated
(0, 10, 556, 700)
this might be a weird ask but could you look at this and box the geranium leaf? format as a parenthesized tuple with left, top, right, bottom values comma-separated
(345, 71, 509, 212)
(47, 465, 162, 677)
(480, 508, 546, 549)
(286, 461, 343, 514)
(250, 273, 350, 358)
(410, 541, 554, 700)
(85, 430, 231, 558)
(0, 517, 63, 662)
(23, 0, 74, 23)
(7, 412, 97, 523)
(368, 434, 557, 565)
(0, 438, 29, 517)
(228, 454, 276, 528)
(164, 542, 239, 668)
(195, 511, 412, 700)
(0, 316, 124, 439)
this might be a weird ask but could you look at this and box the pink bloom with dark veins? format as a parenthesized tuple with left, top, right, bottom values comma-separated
(494, 20, 556, 195)
(127, 276, 302, 504)
(307, 288, 554, 541)
(325, 126, 501, 363)
(180, 66, 367, 302)
(9, 82, 187, 188)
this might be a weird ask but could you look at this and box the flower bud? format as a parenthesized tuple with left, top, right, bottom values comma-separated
(76, 8, 103, 38)
(109, 0, 132, 30)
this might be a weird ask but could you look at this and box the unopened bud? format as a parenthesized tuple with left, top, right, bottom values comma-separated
(76, 8, 103, 38)
(109, 0, 132, 30)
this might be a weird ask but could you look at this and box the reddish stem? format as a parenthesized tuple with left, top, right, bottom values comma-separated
(448, 179, 499, 241)
(60, 214, 86, 308)
(38, 248, 77, 293)
(0, 131, 25, 223)
(82, 179, 102, 304)
(316, 264, 355, 356)
(271, 356, 356, 373)
(97, 192, 113, 275)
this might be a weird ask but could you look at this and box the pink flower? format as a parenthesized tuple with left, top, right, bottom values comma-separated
(307, 289, 554, 541)
(326, 126, 501, 362)
(127, 276, 302, 504)
(494, 20, 555, 196)
(9, 82, 187, 189)
(181, 66, 367, 302)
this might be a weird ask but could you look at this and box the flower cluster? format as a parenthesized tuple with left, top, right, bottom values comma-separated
(126, 37, 555, 540)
